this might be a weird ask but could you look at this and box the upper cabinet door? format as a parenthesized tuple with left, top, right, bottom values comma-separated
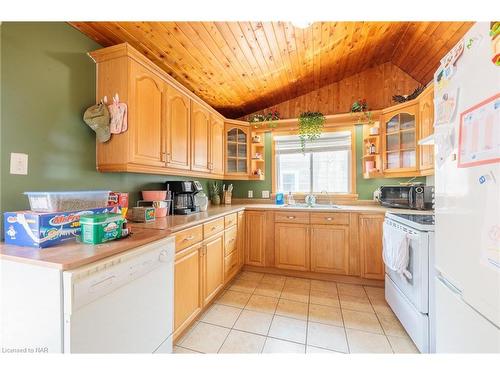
(210, 115, 225, 175)
(129, 62, 165, 167)
(382, 104, 418, 173)
(191, 102, 210, 173)
(418, 87, 434, 173)
(225, 125, 249, 175)
(165, 84, 191, 170)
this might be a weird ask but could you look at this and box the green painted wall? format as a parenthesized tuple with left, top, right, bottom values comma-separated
(224, 127, 425, 199)
(0, 22, 212, 232)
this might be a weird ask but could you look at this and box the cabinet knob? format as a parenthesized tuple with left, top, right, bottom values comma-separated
(287, 216, 296, 219)
(183, 235, 195, 242)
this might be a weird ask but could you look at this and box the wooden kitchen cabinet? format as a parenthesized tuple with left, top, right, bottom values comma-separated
(274, 223, 310, 271)
(225, 123, 250, 178)
(418, 85, 434, 174)
(210, 115, 225, 175)
(245, 211, 266, 266)
(128, 61, 166, 167)
(202, 232, 224, 306)
(359, 214, 385, 280)
(310, 225, 350, 275)
(174, 243, 202, 339)
(165, 84, 191, 170)
(237, 211, 246, 269)
(191, 102, 211, 173)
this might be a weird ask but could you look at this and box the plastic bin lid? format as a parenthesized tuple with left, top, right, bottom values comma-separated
(24, 190, 111, 195)
(80, 213, 124, 224)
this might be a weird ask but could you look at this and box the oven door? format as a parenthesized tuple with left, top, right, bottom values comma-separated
(384, 218, 429, 313)
(380, 186, 412, 208)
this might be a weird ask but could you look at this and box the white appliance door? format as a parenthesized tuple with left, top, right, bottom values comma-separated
(384, 219, 429, 313)
(63, 238, 175, 353)
(435, 22, 500, 329)
(435, 276, 500, 352)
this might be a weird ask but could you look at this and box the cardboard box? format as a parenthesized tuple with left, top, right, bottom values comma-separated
(3, 207, 120, 248)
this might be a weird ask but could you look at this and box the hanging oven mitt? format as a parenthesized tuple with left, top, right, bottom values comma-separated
(108, 94, 128, 134)
(83, 102, 111, 143)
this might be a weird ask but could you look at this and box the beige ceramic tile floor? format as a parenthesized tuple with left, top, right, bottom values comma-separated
(174, 271, 419, 354)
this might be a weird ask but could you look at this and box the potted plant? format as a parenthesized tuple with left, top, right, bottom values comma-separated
(248, 108, 280, 129)
(350, 99, 374, 125)
(298, 111, 325, 153)
(209, 181, 221, 205)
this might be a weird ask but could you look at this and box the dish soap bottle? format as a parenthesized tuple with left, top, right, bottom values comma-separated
(287, 191, 295, 205)
(275, 192, 284, 205)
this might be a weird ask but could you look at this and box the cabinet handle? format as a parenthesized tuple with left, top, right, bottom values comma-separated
(287, 216, 296, 219)
(183, 235, 195, 242)
(325, 217, 333, 221)
(228, 238, 235, 243)
(211, 226, 219, 231)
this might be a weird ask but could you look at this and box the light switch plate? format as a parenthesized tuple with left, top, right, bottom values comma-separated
(10, 153, 28, 175)
(248, 190, 253, 198)
(262, 190, 270, 199)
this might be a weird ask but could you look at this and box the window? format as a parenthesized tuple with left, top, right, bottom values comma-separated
(274, 130, 353, 193)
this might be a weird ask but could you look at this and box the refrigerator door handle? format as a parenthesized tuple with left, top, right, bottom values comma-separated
(437, 274, 462, 295)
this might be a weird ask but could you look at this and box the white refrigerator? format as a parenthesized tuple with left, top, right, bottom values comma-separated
(434, 21, 500, 352)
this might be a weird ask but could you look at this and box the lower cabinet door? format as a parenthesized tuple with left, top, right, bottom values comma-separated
(174, 244, 202, 338)
(274, 223, 310, 271)
(203, 233, 225, 305)
(359, 214, 385, 280)
(310, 225, 350, 275)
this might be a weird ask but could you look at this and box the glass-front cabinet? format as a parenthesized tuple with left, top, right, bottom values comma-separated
(382, 103, 418, 174)
(225, 125, 249, 175)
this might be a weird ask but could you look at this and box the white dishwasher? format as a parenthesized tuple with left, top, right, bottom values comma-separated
(62, 236, 175, 353)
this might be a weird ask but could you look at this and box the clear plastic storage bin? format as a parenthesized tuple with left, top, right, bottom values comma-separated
(24, 191, 111, 212)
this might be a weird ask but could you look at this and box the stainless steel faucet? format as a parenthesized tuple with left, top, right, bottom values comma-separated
(321, 190, 333, 205)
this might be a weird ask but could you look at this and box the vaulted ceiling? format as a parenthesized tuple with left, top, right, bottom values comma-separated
(71, 21, 472, 118)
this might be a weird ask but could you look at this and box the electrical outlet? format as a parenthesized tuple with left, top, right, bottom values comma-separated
(248, 190, 253, 198)
(262, 190, 270, 199)
(10, 153, 28, 175)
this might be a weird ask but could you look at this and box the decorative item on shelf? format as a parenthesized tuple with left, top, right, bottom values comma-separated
(253, 152, 262, 160)
(392, 86, 425, 103)
(248, 108, 280, 129)
(368, 143, 377, 155)
(252, 135, 262, 143)
(369, 125, 379, 135)
(350, 99, 374, 125)
(365, 160, 376, 172)
(253, 168, 263, 176)
(209, 181, 221, 205)
(298, 111, 325, 153)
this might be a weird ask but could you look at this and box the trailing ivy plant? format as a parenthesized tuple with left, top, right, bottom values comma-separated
(298, 111, 325, 153)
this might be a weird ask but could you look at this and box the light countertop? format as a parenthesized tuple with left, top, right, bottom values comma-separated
(0, 203, 431, 270)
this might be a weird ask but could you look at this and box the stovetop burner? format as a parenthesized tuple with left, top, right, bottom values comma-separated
(392, 213, 435, 225)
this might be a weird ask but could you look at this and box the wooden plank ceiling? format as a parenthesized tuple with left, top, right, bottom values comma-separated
(71, 21, 472, 119)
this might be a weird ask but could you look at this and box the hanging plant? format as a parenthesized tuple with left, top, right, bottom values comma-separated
(350, 98, 374, 125)
(248, 109, 280, 129)
(298, 111, 325, 153)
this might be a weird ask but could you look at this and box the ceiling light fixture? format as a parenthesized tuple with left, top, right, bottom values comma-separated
(291, 20, 312, 29)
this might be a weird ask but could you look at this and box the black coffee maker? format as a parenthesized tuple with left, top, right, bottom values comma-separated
(166, 180, 203, 215)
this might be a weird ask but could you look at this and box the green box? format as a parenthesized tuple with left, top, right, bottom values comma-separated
(80, 213, 125, 245)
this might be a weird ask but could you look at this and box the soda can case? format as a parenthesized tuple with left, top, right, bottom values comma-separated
(3, 207, 120, 248)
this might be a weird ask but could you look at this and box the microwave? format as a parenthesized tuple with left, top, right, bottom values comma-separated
(378, 185, 434, 210)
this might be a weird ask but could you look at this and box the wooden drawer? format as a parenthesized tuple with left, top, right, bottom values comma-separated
(224, 250, 239, 280)
(224, 226, 237, 256)
(275, 211, 310, 224)
(224, 213, 237, 228)
(310, 212, 350, 225)
(203, 217, 225, 239)
(175, 225, 203, 252)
